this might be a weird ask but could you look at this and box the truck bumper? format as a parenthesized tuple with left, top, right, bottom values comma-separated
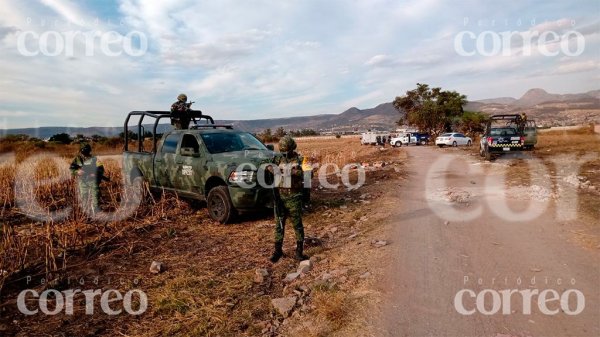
(228, 186, 273, 210)
(488, 145, 524, 153)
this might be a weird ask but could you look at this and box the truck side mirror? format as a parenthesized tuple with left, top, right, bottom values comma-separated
(266, 144, 275, 151)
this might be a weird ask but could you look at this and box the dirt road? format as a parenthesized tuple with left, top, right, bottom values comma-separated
(374, 146, 599, 337)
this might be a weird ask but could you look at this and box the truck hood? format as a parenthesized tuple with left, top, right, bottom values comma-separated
(210, 150, 276, 169)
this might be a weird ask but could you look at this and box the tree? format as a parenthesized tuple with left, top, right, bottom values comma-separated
(0, 134, 30, 142)
(119, 130, 138, 140)
(456, 111, 489, 138)
(274, 127, 286, 138)
(258, 128, 276, 143)
(393, 83, 467, 137)
(91, 134, 108, 143)
(48, 133, 72, 144)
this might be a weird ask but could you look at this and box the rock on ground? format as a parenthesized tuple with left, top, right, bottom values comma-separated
(254, 268, 269, 283)
(297, 260, 312, 274)
(149, 261, 164, 274)
(271, 296, 297, 318)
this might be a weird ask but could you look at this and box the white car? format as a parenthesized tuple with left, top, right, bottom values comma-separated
(435, 133, 472, 147)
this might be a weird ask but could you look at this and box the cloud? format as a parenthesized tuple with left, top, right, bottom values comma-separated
(553, 60, 599, 75)
(340, 90, 384, 109)
(530, 18, 573, 33)
(39, 0, 91, 26)
(0, 25, 17, 40)
(365, 54, 397, 67)
(0, 0, 599, 129)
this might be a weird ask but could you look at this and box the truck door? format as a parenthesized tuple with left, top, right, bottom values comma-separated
(172, 133, 204, 195)
(155, 132, 181, 188)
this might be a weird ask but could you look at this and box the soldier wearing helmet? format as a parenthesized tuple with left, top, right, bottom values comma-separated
(70, 143, 105, 215)
(171, 93, 193, 129)
(268, 135, 309, 263)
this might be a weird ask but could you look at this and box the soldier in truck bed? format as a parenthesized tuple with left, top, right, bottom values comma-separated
(170, 93, 193, 129)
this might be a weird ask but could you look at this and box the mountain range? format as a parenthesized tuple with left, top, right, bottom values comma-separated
(2, 88, 599, 139)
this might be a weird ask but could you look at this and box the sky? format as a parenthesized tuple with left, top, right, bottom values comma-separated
(0, 0, 598, 129)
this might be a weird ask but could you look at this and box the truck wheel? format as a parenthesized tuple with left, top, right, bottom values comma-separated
(420, 140, 427, 145)
(207, 186, 236, 224)
(394, 142, 401, 147)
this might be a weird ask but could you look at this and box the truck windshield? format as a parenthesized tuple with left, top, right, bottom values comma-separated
(490, 128, 517, 136)
(200, 132, 268, 154)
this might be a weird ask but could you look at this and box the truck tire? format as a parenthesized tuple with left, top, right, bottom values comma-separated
(395, 142, 402, 147)
(420, 140, 427, 145)
(207, 186, 236, 224)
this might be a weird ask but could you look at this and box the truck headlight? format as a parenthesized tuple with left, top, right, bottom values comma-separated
(228, 170, 256, 184)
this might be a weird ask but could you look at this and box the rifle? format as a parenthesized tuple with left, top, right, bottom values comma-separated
(265, 156, 285, 233)
(186, 101, 205, 125)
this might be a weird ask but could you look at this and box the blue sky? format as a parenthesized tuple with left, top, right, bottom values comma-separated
(0, 0, 598, 129)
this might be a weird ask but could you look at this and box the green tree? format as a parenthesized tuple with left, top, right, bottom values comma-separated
(258, 128, 277, 143)
(456, 111, 489, 138)
(119, 130, 138, 140)
(393, 83, 467, 137)
(0, 134, 30, 142)
(48, 133, 72, 144)
(274, 127, 286, 138)
(91, 134, 107, 143)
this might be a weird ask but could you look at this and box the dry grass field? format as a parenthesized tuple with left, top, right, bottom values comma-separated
(461, 125, 600, 227)
(0, 137, 405, 336)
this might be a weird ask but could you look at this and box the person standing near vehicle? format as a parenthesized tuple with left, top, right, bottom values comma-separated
(269, 136, 309, 263)
(70, 144, 105, 214)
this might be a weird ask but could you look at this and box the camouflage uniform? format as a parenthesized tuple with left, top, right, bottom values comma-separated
(269, 136, 309, 262)
(273, 152, 305, 243)
(70, 146, 104, 214)
(171, 93, 192, 129)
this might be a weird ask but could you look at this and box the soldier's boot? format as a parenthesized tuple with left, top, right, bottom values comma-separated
(270, 241, 284, 263)
(295, 240, 309, 261)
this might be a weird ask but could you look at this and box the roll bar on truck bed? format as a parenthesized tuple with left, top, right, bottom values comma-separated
(123, 111, 232, 153)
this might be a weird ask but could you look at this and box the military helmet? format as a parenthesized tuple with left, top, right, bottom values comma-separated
(278, 136, 297, 152)
(177, 93, 187, 102)
(80, 143, 92, 156)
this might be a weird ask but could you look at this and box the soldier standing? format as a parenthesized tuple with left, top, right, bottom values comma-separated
(70, 144, 104, 214)
(171, 93, 193, 129)
(269, 136, 309, 263)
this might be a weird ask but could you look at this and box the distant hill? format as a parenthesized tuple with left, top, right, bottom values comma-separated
(2, 88, 599, 138)
(465, 89, 600, 127)
(219, 102, 402, 133)
(1, 103, 403, 138)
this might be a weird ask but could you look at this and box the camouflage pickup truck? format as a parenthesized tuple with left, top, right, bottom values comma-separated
(123, 111, 274, 223)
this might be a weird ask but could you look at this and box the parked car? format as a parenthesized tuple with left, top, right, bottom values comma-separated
(435, 133, 472, 147)
(479, 114, 529, 160)
(390, 132, 430, 147)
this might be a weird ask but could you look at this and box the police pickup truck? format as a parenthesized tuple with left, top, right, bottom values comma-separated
(123, 111, 275, 223)
(479, 114, 534, 160)
(390, 132, 430, 147)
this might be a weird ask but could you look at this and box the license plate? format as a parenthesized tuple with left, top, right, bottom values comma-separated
(503, 147, 510, 151)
